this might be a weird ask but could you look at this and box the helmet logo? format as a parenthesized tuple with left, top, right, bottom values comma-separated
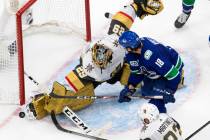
(122, 39, 127, 43)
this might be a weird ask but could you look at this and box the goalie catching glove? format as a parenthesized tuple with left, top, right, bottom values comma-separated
(133, 0, 164, 19)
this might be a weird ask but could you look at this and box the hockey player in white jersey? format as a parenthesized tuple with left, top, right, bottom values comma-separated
(0, 0, 33, 40)
(23, 0, 164, 120)
(138, 103, 183, 140)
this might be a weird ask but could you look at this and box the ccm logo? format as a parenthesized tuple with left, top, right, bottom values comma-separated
(63, 107, 91, 133)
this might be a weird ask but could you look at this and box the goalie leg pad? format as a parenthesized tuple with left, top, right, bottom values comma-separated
(65, 83, 95, 111)
(120, 63, 131, 86)
(178, 69, 185, 89)
(44, 81, 95, 115)
(44, 81, 67, 114)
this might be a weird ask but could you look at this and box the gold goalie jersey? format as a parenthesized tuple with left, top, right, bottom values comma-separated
(82, 34, 126, 82)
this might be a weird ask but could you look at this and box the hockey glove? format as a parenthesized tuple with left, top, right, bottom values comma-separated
(118, 86, 136, 103)
(163, 89, 175, 104)
(133, 0, 164, 19)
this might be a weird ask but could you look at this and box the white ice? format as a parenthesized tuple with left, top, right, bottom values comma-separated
(0, 0, 210, 140)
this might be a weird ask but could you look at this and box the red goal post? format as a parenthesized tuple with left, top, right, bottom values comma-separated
(16, 0, 91, 105)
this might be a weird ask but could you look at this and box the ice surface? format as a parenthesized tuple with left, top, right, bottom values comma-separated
(0, 0, 210, 140)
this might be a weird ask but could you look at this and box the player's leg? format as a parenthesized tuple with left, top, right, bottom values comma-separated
(141, 78, 174, 113)
(149, 99, 166, 113)
(174, 0, 196, 28)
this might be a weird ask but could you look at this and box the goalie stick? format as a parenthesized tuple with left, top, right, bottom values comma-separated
(49, 91, 163, 100)
(51, 111, 107, 140)
(62, 106, 92, 133)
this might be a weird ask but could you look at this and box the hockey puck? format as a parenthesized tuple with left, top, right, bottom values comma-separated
(19, 112, 25, 118)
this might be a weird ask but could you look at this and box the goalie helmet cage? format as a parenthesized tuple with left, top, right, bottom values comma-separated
(0, 0, 91, 105)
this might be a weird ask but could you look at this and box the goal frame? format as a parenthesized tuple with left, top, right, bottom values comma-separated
(16, 0, 91, 105)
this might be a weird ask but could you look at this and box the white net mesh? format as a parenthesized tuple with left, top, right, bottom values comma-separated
(30, 0, 88, 38)
(0, 40, 19, 104)
(0, 0, 90, 104)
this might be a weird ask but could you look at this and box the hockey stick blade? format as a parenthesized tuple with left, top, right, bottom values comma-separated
(63, 106, 92, 133)
(51, 111, 107, 140)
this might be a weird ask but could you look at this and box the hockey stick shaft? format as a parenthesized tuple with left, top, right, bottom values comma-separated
(24, 71, 163, 100)
(24, 71, 39, 86)
(49, 92, 163, 100)
(51, 111, 107, 140)
(185, 121, 210, 140)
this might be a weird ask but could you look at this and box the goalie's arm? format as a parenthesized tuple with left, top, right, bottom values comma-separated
(107, 0, 164, 36)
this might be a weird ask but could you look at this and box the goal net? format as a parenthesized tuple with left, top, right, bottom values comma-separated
(0, 0, 91, 105)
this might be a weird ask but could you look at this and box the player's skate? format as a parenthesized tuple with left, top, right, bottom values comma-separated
(174, 12, 191, 28)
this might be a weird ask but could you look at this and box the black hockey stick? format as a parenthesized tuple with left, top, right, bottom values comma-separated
(24, 71, 39, 86)
(51, 111, 107, 140)
(49, 92, 163, 100)
(185, 121, 210, 140)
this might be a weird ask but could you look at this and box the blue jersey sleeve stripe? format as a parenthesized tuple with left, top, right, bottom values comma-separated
(164, 65, 180, 80)
(131, 70, 139, 73)
(175, 56, 183, 70)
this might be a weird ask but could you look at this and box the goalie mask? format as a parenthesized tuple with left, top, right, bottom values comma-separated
(92, 42, 113, 69)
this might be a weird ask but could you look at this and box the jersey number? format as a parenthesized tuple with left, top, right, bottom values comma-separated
(163, 124, 180, 140)
(76, 66, 87, 78)
(164, 131, 178, 140)
(112, 24, 125, 36)
(155, 58, 164, 68)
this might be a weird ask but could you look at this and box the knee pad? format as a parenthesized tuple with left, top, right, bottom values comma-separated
(120, 63, 131, 85)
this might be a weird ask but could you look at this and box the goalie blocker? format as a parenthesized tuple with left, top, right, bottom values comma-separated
(24, 0, 164, 120)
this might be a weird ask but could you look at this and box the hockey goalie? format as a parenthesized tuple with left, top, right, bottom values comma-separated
(24, 0, 164, 120)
